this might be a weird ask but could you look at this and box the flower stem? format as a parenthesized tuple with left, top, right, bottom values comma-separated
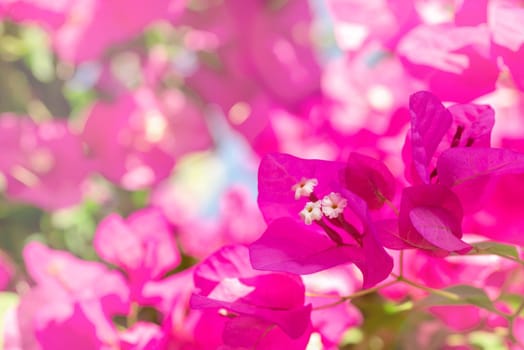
(312, 279, 399, 311)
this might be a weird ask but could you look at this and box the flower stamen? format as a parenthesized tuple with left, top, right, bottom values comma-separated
(292, 177, 318, 200)
(321, 192, 347, 219)
(299, 200, 323, 225)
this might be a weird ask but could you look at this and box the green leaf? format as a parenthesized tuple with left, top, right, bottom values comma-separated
(468, 330, 507, 350)
(384, 300, 413, 314)
(469, 241, 519, 259)
(0, 292, 19, 348)
(21, 26, 54, 82)
(340, 328, 363, 346)
(417, 285, 496, 312)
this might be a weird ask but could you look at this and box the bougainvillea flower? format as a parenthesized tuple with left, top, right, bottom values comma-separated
(0, 0, 70, 30)
(438, 145, 524, 214)
(157, 89, 213, 159)
(398, 184, 470, 253)
(454, 0, 488, 26)
(184, 0, 320, 107)
(0, 114, 92, 210)
(406, 90, 453, 184)
(445, 103, 495, 148)
(119, 322, 165, 350)
(397, 24, 499, 102)
(1, 0, 185, 63)
(83, 88, 210, 190)
(81, 89, 174, 190)
(94, 208, 180, 298)
(344, 152, 396, 209)
(243, 0, 322, 106)
(190, 245, 312, 346)
(221, 315, 312, 350)
(322, 42, 420, 136)
(249, 153, 393, 288)
(462, 173, 524, 245)
(33, 300, 120, 350)
(56, 0, 185, 63)
(437, 147, 524, 188)
(180, 0, 322, 154)
(489, 0, 524, 91)
(325, 0, 418, 50)
(403, 91, 495, 185)
(23, 241, 129, 313)
(9, 242, 129, 350)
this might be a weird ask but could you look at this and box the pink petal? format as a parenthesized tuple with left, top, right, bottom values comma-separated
(222, 316, 312, 350)
(248, 218, 392, 288)
(409, 91, 452, 183)
(399, 184, 469, 253)
(398, 25, 499, 102)
(345, 152, 396, 209)
(257, 153, 346, 223)
(409, 207, 470, 252)
(437, 147, 524, 187)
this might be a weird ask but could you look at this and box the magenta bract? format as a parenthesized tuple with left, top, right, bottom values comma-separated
(437, 147, 524, 187)
(398, 24, 499, 102)
(252, 153, 393, 288)
(399, 184, 470, 253)
(190, 245, 312, 343)
(94, 208, 180, 300)
(408, 91, 453, 184)
(345, 152, 396, 209)
(0, 115, 91, 210)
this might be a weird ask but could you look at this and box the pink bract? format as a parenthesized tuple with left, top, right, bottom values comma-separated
(489, 0, 524, 91)
(190, 245, 312, 346)
(398, 184, 470, 253)
(0, 0, 71, 30)
(398, 24, 499, 102)
(326, 0, 418, 50)
(407, 90, 453, 184)
(404, 91, 496, 185)
(344, 152, 396, 209)
(0, 114, 91, 210)
(251, 153, 393, 287)
(82, 88, 210, 190)
(94, 208, 180, 299)
(10, 242, 129, 350)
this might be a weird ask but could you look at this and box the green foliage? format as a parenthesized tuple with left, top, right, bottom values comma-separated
(0, 292, 19, 348)
(20, 26, 54, 83)
(469, 241, 519, 259)
(468, 331, 507, 350)
(417, 285, 496, 312)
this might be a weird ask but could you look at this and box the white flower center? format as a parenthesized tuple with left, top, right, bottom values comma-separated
(291, 177, 318, 200)
(299, 200, 323, 225)
(321, 192, 347, 219)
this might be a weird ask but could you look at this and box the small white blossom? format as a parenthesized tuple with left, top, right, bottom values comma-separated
(299, 200, 323, 225)
(321, 192, 347, 219)
(291, 177, 318, 200)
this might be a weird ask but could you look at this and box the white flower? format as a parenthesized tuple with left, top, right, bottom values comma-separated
(299, 200, 323, 225)
(321, 192, 347, 219)
(291, 177, 318, 200)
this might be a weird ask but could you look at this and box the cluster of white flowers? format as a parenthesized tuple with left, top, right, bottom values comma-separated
(292, 178, 347, 225)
